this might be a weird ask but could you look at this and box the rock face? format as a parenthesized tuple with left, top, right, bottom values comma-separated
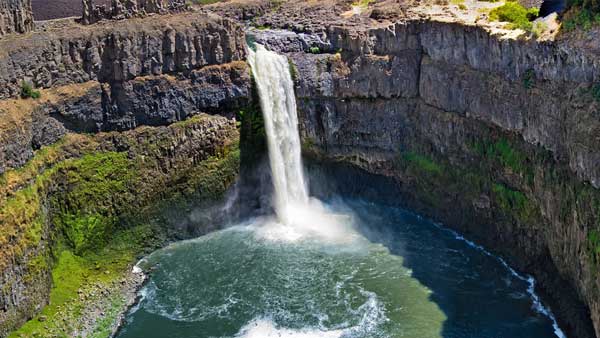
(0, 12, 250, 175)
(0, 13, 250, 335)
(0, 61, 251, 174)
(252, 19, 600, 338)
(0, 0, 33, 36)
(81, 0, 187, 25)
(0, 113, 240, 338)
(0, 11, 246, 99)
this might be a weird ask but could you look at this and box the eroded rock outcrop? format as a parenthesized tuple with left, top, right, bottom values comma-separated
(0, 11, 246, 99)
(0, 0, 33, 37)
(0, 60, 251, 174)
(81, 0, 187, 25)
(0, 11, 250, 177)
(0, 113, 240, 337)
(0, 11, 251, 336)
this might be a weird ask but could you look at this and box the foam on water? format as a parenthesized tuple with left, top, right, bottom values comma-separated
(251, 199, 359, 245)
(235, 318, 346, 338)
(235, 284, 388, 338)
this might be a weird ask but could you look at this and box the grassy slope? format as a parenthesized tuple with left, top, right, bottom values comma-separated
(3, 115, 240, 338)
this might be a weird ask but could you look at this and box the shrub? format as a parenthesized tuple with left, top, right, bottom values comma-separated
(309, 46, 321, 54)
(20, 81, 41, 99)
(353, 0, 375, 8)
(489, 2, 539, 31)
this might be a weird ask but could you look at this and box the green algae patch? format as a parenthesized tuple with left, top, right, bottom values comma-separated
(472, 137, 534, 184)
(9, 223, 153, 338)
(51, 152, 136, 254)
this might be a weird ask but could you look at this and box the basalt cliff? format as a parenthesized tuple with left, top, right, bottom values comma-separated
(0, 0, 600, 337)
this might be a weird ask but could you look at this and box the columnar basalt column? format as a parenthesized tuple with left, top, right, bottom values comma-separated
(0, 0, 33, 37)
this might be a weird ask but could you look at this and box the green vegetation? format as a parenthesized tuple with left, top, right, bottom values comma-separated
(523, 69, 535, 89)
(309, 46, 321, 54)
(238, 100, 267, 166)
(403, 152, 444, 175)
(52, 152, 136, 254)
(492, 183, 536, 222)
(451, 0, 467, 8)
(352, 0, 376, 8)
(397, 146, 537, 224)
(563, 0, 600, 31)
(3, 114, 241, 338)
(531, 20, 548, 37)
(10, 223, 159, 338)
(489, 2, 539, 31)
(562, 7, 600, 30)
(472, 137, 534, 183)
(390, 129, 600, 285)
(20, 81, 41, 99)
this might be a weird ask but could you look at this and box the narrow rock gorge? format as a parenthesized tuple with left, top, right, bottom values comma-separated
(0, 0, 599, 337)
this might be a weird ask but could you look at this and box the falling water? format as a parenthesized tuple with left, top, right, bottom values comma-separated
(247, 44, 309, 224)
(116, 44, 565, 338)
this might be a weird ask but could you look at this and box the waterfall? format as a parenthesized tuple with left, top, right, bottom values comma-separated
(247, 44, 309, 224)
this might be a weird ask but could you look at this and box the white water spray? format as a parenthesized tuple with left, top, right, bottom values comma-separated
(247, 44, 356, 243)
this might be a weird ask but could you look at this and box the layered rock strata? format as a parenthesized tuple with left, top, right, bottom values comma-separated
(0, 11, 250, 175)
(254, 20, 600, 338)
(0, 11, 249, 337)
(81, 0, 187, 25)
(0, 11, 246, 100)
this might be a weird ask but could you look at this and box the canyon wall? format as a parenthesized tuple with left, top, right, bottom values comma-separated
(253, 20, 600, 338)
(0, 11, 250, 174)
(1, 1, 600, 337)
(0, 0, 33, 36)
(0, 12, 250, 337)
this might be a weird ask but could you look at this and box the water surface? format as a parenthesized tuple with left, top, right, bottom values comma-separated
(116, 199, 560, 338)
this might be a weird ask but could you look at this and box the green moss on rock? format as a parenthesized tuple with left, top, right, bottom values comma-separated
(2, 114, 240, 338)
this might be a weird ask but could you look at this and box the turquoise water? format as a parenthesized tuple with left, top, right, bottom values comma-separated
(116, 199, 561, 338)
